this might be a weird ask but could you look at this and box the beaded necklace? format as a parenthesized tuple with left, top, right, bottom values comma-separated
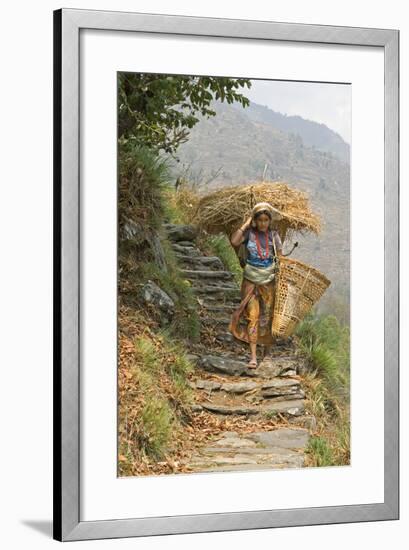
(254, 228, 270, 260)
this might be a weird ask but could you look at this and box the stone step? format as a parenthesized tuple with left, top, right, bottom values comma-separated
(197, 296, 241, 306)
(175, 254, 225, 270)
(197, 354, 303, 378)
(288, 414, 317, 431)
(196, 399, 305, 417)
(191, 284, 240, 296)
(190, 279, 240, 298)
(162, 223, 198, 243)
(183, 427, 309, 472)
(190, 377, 303, 398)
(172, 240, 196, 247)
(194, 377, 304, 410)
(197, 354, 257, 377)
(214, 332, 236, 344)
(189, 349, 249, 363)
(257, 356, 303, 377)
(199, 304, 238, 313)
(201, 316, 231, 326)
(171, 243, 202, 255)
(191, 379, 259, 393)
(181, 269, 234, 281)
(187, 462, 301, 472)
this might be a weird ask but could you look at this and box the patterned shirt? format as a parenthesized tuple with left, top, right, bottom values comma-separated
(243, 228, 283, 267)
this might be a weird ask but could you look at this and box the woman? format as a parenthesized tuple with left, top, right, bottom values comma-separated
(228, 202, 283, 369)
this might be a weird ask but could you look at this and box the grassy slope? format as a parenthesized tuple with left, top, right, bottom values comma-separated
(295, 312, 350, 466)
(118, 145, 202, 476)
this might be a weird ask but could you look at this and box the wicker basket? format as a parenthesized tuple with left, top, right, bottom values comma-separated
(272, 257, 331, 338)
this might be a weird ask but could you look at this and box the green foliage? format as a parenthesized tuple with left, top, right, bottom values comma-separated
(263, 409, 278, 420)
(309, 343, 338, 382)
(295, 312, 350, 393)
(137, 397, 175, 460)
(157, 327, 196, 403)
(117, 141, 201, 342)
(161, 181, 201, 227)
(118, 73, 252, 154)
(296, 311, 350, 466)
(118, 139, 173, 229)
(132, 332, 195, 460)
(161, 189, 188, 224)
(200, 233, 243, 286)
(306, 436, 334, 467)
(335, 415, 351, 463)
(134, 330, 195, 400)
(134, 338, 161, 375)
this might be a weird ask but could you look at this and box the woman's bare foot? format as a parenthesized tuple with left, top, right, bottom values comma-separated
(248, 358, 258, 369)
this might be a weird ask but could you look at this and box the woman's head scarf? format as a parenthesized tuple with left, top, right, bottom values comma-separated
(250, 202, 282, 229)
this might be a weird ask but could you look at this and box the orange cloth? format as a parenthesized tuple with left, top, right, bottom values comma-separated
(228, 276, 276, 345)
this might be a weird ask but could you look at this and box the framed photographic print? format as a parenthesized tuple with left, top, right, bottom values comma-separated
(53, 7, 399, 542)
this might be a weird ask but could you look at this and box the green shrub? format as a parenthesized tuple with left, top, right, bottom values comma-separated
(137, 397, 175, 459)
(296, 311, 350, 466)
(157, 326, 196, 403)
(134, 336, 158, 368)
(131, 331, 196, 459)
(307, 436, 334, 467)
(296, 312, 350, 394)
(201, 233, 242, 286)
(118, 139, 172, 230)
(309, 342, 338, 383)
(134, 332, 194, 402)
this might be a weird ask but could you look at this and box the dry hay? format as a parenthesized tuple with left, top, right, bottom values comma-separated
(174, 186, 200, 220)
(192, 181, 321, 242)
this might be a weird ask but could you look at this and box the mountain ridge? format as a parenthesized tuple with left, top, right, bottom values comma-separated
(234, 101, 350, 162)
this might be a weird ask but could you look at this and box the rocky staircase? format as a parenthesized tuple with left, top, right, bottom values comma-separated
(162, 223, 315, 473)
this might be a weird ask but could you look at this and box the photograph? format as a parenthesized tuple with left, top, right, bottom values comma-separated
(117, 72, 351, 477)
(0, 0, 401, 544)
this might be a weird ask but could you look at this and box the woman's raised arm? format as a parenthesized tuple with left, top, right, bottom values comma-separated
(230, 217, 252, 247)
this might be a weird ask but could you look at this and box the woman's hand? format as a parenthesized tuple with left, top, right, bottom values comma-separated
(242, 216, 252, 230)
(230, 216, 252, 247)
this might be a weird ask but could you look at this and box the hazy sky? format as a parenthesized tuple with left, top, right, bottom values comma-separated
(245, 79, 351, 145)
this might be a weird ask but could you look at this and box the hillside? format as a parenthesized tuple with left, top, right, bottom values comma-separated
(167, 100, 350, 321)
(235, 102, 350, 162)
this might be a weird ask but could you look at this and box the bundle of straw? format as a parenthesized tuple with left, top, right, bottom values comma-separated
(192, 181, 321, 243)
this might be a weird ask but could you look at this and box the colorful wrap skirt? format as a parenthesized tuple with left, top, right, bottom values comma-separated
(228, 262, 278, 345)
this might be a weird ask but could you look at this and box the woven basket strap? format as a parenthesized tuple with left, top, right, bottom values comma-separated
(271, 229, 276, 258)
